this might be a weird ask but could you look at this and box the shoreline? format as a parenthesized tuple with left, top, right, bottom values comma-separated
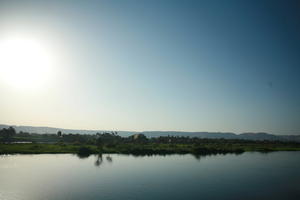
(1, 143, 300, 156)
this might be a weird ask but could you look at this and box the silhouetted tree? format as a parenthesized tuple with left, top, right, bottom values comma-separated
(0, 127, 16, 142)
(130, 134, 148, 143)
(57, 131, 62, 137)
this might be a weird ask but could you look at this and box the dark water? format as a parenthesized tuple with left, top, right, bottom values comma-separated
(0, 152, 300, 200)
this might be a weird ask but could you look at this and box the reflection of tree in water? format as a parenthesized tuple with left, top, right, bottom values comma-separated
(106, 155, 112, 162)
(95, 154, 103, 167)
(78, 152, 244, 167)
(192, 154, 202, 161)
(192, 151, 244, 161)
(94, 154, 113, 167)
(76, 153, 91, 159)
(192, 153, 213, 161)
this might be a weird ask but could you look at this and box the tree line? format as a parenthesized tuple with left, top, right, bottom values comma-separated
(1, 127, 299, 146)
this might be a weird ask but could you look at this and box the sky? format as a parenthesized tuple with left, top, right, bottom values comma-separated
(0, 0, 299, 134)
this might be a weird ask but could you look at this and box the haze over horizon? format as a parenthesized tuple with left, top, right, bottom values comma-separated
(0, 0, 300, 135)
(1, 123, 299, 136)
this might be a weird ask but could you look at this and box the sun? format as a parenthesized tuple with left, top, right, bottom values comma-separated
(0, 37, 54, 90)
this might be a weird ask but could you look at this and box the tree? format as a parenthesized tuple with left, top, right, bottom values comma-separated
(57, 131, 62, 137)
(130, 134, 148, 143)
(0, 127, 16, 142)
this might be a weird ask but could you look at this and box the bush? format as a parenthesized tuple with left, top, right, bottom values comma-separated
(77, 146, 93, 156)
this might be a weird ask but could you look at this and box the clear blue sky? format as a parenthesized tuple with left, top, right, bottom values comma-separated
(0, 0, 299, 134)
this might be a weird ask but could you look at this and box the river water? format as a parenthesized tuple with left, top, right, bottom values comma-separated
(0, 152, 299, 200)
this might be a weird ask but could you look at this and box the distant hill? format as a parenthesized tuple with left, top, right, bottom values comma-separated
(141, 131, 237, 139)
(1, 124, 299, 142)
(0, 124, 135, 137)
(141, 131, 300, 142)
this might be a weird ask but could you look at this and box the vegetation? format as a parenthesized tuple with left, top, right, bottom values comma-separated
(1, 127, 300, 156)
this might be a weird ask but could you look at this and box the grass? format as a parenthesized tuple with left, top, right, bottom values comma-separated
(0, 143, 97, 154)
(1, 142, 300, 155)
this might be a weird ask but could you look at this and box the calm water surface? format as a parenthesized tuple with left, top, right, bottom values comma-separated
(0, 152, 300, 200)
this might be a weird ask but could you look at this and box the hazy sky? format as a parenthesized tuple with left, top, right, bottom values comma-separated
(0, 0, 299, 134)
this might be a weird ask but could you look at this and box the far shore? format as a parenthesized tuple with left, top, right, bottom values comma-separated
(1, 143, 300, 156)
(1, 127, 300, 156)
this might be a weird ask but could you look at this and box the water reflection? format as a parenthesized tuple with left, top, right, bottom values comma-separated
(75, 150, 245, 161)
(75, 152, 246, 167)
(76, 153, 91, 159)
(106, 155, 112, 162)
(1, 152, 300, 200)
(192, 151, 244, 160)
(75, 153, 114, 167)
(94, 155, 114, 167)
(94, 154, 103, 167)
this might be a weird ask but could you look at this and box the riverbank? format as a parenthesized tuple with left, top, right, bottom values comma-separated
(1, 143, 300, 155)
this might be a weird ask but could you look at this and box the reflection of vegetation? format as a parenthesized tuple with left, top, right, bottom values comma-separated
(77, 152, 91, 159)
(192, 151, 243, 161)
(106, 155, 112, 162)
(1, 127, 300, 155)
(94, 154, 103, 167)
(77, 146, 94, 158)
(93, 154, 113, 167)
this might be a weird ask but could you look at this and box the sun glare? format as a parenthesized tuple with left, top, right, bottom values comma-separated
(0, 37, 54, 90)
